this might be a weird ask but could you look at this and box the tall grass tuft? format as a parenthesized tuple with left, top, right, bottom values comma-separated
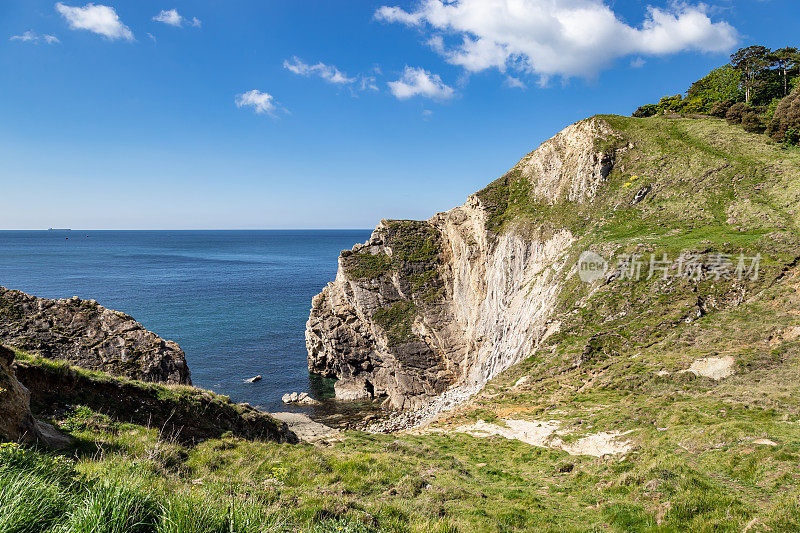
(0, 470, 73, 533)
(157, 492, 288, 533)
(55, 480, 158, 533)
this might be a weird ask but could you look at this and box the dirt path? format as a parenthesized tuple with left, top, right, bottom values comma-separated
(271, 412, 340, 445)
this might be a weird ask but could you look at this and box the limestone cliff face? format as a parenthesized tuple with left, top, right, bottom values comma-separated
(307, 118, 621, 409)
(0, 287, 190, 385)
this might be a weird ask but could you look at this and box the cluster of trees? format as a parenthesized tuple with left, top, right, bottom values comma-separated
(633, 45, 800, 145)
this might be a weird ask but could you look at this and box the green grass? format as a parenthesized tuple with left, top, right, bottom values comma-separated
(343, 252, 394, 280)
(372, 301, 418, 347)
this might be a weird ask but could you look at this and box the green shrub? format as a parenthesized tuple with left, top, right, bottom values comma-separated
(741, 110, 766, 133)
(633, 104, 659, 118)
(725, 102, 750, 124)
(709, 99, 734, 118)
(342, 252, 393, 280)
(785, 127, 800, 146)
(767, 85, 800, 143)
(373, 301, 418, 346)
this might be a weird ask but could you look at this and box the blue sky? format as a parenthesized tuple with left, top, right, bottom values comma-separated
(1, 0, 798, 229)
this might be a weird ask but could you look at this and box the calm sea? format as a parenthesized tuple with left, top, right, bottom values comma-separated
(0, 230, 371, 413)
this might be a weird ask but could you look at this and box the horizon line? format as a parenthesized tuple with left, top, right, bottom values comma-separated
(0, 228, 376, 232)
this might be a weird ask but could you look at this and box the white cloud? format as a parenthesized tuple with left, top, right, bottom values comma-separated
(504, 76, 526, 89)
(10, 30, 60, 44)
(153, 9, 201, 28)
(153, 9, 182, 26)
(55, 2, 134, 41)
(630, 57, 646, 68)
(375, 0, 738, 81)
(387, 66, 455, 100)
(235, 90, 282, 116)
(284, 57, 356, 84)
(283, 57, 379, 93)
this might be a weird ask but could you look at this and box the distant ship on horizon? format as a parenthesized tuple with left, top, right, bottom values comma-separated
(47, 228, 72, 231)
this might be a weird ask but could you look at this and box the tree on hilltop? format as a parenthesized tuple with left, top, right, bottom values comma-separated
(731, 45, 771, 103)
(687, 65, 743, 105)
(768, 47, 800, 96)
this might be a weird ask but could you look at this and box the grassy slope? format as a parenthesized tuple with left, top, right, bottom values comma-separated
(3, 116, 800, 532)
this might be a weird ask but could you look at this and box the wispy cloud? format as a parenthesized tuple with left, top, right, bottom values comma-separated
(283, 57, 378, 93)
(10, 30, 60, 44)
(55, 2, 134, 41)
(153, 9, 201, 28)
(235, 90, 284, 117)
(504, 76, 526, 89)
(630, 57, 646, 68)
(387, 66, 455, 100)
(376, 0, 738, 84)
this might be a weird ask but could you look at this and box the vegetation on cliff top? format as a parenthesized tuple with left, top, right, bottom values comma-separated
(343, 220, 445, 348)
(633, 44, 800, 145)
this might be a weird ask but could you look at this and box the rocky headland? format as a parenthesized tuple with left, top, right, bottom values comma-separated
(0, 287, 190, 384)
(307, 114, 800, 425)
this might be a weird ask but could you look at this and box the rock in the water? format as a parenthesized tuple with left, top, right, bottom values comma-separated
(282, 392, 321, 406)
(298, 395, 321, 406)
(246, 375, 262, 383)
(0, 286, 190, 385)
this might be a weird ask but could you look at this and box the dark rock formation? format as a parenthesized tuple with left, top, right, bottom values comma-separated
(0, 345, 70, 447)
(306, 219, 459, 410)
(0, 287, 190, 385)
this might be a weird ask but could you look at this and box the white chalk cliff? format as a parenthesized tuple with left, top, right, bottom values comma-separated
(306, 118, 624, 409)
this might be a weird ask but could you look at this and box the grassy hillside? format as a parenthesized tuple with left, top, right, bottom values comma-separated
(2, 116, 800, 532)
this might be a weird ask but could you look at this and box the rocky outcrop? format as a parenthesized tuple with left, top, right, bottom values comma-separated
(0, 345, 69, 447)
(0, 287, 190, 385)
(14, 356, 296, 444)
(307, 118, 621, 410)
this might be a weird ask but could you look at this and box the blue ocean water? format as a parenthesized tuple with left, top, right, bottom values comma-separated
(0, 230, 371, 412)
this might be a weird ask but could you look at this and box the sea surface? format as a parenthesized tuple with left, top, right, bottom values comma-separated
(0, 230, 372, 413)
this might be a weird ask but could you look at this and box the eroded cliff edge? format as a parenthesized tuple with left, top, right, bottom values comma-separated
(306, 117, 622, 410)
(0, 287, 190, 385)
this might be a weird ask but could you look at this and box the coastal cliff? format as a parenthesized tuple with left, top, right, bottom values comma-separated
(0, 287, 190, 385)
(307, 115, 800, 412)
(306, 118, 622, 409)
